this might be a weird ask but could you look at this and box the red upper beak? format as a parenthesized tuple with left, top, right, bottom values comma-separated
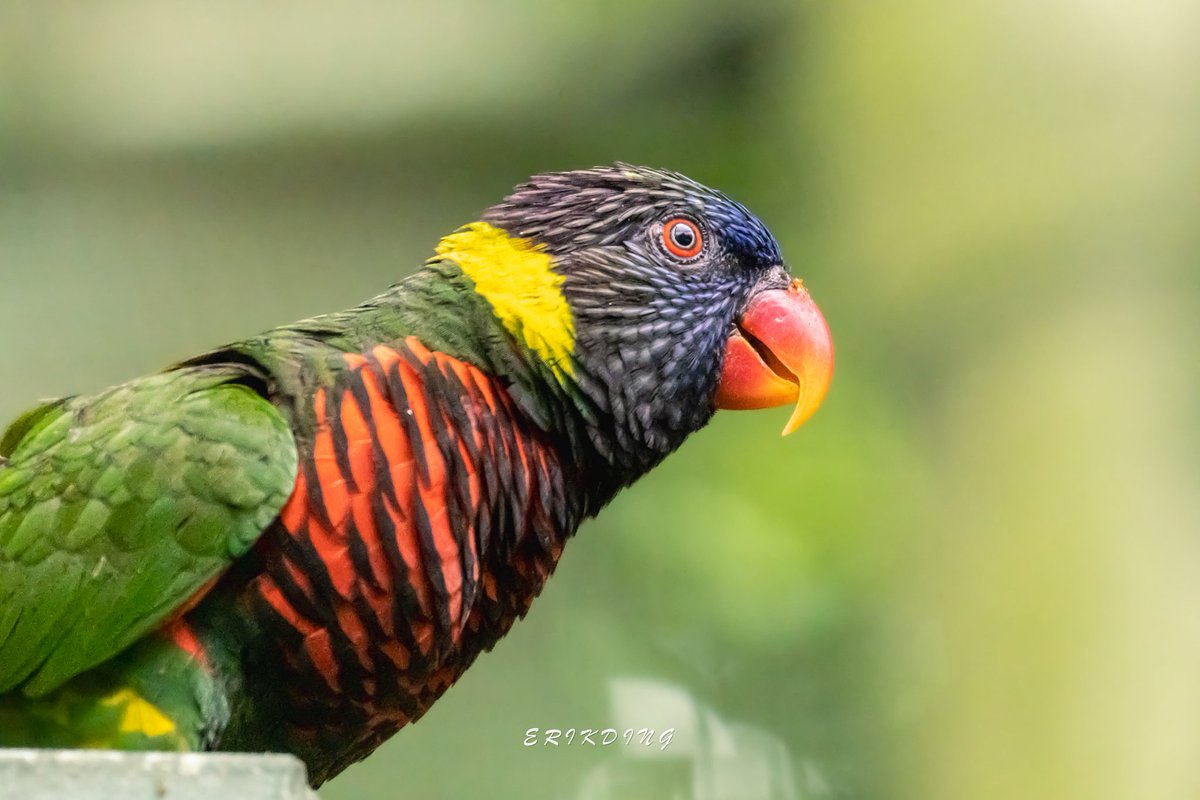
(714, 279, 834, 435)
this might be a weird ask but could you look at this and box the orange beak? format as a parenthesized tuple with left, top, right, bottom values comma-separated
(714, 279, 834, 435)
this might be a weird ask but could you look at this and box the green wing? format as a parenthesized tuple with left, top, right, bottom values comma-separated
(0, 365, 298, 697)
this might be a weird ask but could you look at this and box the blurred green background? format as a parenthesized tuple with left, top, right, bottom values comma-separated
(2, 1, 1198, 798)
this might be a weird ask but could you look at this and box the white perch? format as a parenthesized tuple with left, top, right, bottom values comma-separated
(0, 749, 317, 800)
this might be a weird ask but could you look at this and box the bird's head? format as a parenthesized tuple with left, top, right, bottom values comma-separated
(431, 164, 833, 471)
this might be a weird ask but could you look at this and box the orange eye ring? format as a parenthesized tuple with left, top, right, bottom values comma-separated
(662, 218, 704, 260)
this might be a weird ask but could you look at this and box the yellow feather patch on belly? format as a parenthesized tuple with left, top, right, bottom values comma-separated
(102, 688, 177, 738)
(436, 221, 575, 380)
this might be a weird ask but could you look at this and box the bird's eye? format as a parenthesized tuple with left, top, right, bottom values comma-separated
(662, 218, 704, 260)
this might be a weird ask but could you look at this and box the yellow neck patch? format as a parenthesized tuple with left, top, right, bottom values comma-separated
(436, 221, 576, 379)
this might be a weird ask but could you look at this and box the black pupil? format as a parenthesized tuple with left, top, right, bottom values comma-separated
(671, 223, 696, 251)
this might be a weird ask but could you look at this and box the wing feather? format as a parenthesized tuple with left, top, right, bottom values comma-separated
(0, 365, 298, 696)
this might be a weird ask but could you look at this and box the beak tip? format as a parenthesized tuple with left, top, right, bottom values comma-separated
(780, 398, 820, 437)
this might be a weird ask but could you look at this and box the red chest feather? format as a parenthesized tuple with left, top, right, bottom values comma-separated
(251, 338, 571, 734)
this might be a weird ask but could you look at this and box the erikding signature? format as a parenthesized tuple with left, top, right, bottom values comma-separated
(524, 727, 676, 751)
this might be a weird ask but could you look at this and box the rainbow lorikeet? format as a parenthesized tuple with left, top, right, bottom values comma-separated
(0, 165, 833, 786)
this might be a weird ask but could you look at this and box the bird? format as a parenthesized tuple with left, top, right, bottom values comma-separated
(0, 164, 833, 786)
